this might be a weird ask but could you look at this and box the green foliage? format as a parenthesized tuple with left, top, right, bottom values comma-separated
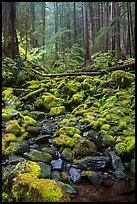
(91, 50, 116, 70)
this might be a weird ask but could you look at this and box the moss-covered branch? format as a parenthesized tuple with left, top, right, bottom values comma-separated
(20, 88, 44, 101)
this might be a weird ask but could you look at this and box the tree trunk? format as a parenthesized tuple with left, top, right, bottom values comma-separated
(41, 2, 45, 48)
(54, 2, 58, 60)
(85, 7, 89, 60)
(30, 2, 37, 48)
(3, 2, 19, 59)
(115, 2, 121, 59)
(73, 2, 77, 43)
(112, 2, 115, 52)
(89, 4, 93, 57)
(129, 2, 135, 56)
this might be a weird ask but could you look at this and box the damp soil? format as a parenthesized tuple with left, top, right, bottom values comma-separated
(70, 177, 135, 202)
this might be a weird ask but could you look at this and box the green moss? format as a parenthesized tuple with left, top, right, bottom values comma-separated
(73, 138, 97, 158)
(98, 118, 106, 125)
(21, 88, 44, 101)
(115, 136, 135, 157)
(74, 109, 86, 116)
(52, 135, 75, 148)
(50, 106, 66, 115)
(4, 142, 19, 156)
(22, 116, 37, 127)
(5, 120, 22, 136)
(90, 120, 100, 130)
(118, 120, 127, 131)
(60, 117, 77, 125)
(2, 88, 18, 102)
(61, 148, 74, 161)
(111, 70, 134, 88)
(26, 151, 52, 163)
(102, 135, 115, 146)
(34, 98, 45, 110)
(58, 126, 80, 137)
(130, 159, 135, 175)
(101, 124, 110, 131)
(16, 132, 29, 142)
(72, 93, 83, 105)
(42, 93, 65, 109)
(81, 81, 91, 90)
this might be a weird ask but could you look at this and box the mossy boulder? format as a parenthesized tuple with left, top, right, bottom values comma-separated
(50, 106, 66, 115)
(52, 134, 82, 149)
(72, 93, 83, 105)
(24, 150, 52, 164)
(102, 135, 115, 146)
(2, 88, 18, 103)
(21, 116, 37, 127)
(118, 120, 127, 131)
(4, 161, 70, 202)
(73, 138, 97, 158)
(58, 126, 80, 137)
(101, 124, 111, 131)
(114, 136, 135, 157)
(111, 70, 134, 88)
(61, 148, 74, 162)
(5, 120, 22, 136)
(34, 98, 45, 110)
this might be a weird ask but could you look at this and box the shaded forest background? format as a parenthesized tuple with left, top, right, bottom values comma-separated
(2, 2, 135, 86)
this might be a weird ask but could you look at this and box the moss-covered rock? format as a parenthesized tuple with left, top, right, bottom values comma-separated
(24, 150, 52, 163)
(111, 70, 134, 88)
(101, 124, 110, 131)
(118, 120, 127, 131)
(102, 135, 115, 146)
(58, 126, 80, 137)
(5, 120, 22, 136)
(72, 93, 83, 105)
(50, 106, 66, 115)
(61, 148, 74, 162)
(21, 116, 37, 127)
(52, 134, 82, 149)
(114, 136, 135, 157)
(4, 160, 70, 202)
(2, 88, 18, 103)
(81, 81, 91, 90)
(73, 138, 97, 158)
(34, 98, 45, 110)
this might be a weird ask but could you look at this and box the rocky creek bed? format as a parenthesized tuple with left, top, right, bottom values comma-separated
(2, 70, 135, 202)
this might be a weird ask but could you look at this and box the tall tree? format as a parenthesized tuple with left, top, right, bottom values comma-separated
(115, 2, 121, 59)
(89, 3, 93, 57)
(40, 2, 45, 47)
(2, 2, 19, 58)
(30, 2, 37, 48)
(85, 6, 89, 60)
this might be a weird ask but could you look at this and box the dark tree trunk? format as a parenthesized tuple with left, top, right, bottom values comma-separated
(30, 2, 37, 48)
(115, 2, 121, 59)
(41, 2, 45, 48)
(3, 2, 19, 59)
(89, 4, 93, 57)
(54, 2, 58, 60)
(112, 2, 115, 52)
(73, 2, 77, 43)
(129, 2, 135, 56)
(85, 7, 89, 60)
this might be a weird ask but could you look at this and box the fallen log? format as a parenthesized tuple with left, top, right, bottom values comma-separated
(30, 61, 135, 78)
(107, 61, 135, 71)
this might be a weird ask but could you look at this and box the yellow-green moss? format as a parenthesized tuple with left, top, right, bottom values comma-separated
(118, 120, 127, 131)
(22, 116, 37, 127)
(59, 117, 77, 125)
(50, 106, 65, 115)
(52, 135, 75, 148)
(72, 93, 83, 105)
(21, 88, 44, 101)
(90, 120, 101, 130)
(74, 109, 86, 116)
(2, 88, 18, 102)
(81, 81, 91, 90)
(42, 93, 65, 109)
(101, 124, 110, 131)
(111, 70, 134, 88)
(58, 126, 80, 137)
(4, 142, 19, 156)
(102, 135, 115, 146)
(5, 120, 22, 136)
(73, 138, 97, 158)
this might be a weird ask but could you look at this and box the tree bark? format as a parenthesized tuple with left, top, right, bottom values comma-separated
(89, 3, 93, 57)
(3, 2, 19, 58)
(30, 2, 37, 48)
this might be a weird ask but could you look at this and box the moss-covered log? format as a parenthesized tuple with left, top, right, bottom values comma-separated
(30, 61, 135, 78)
(20, 88, 44, 101)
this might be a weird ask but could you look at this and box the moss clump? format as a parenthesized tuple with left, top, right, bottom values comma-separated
(26, 151, 52, 163)
(21, 88, 44, 101)
(72, 93, 83, 105)
(101, 124, 110, 131)
(98, 118, 106, 125)
(115, 136, 135, 157)
(5, 120, 22, 136)
(58, 126, 80, 137)
(61, 148, 74, 161)
(52, 134, 82, 149)
(34, 98, 45, 110)
(102, 135, 115, 146)
(118, 120, 127, 131)
(111, 70, 134, 88)
(73, 138, 97, 158)
(22, 116, 37, 127)
(81, 81, 91, 90)
(90, 120, 100, 130)
(2, 88, 18, 103)
(3, 142, 19, 156)
(74, 109, 86, 116)
(50, 106, 66, 115)
(59, 117, 77, 125)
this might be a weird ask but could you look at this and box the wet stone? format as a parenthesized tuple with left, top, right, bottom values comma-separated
(26, 126, 40, 136)
(109, 151, 125, 171)
(37, 162, 51, 178)
(114, 169, 126, 179)
(35, 134, 51, 144)
(69, 167, 81, 183)
(41, 124, 53, 135)
(88, 172, 103, 187)
(51, 158, 63, 170)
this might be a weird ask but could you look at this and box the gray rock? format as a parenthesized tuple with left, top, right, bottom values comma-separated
(35, 134, 51, 144)
(37, 162, 51, 178)
(88, 173, 103, 186)
(51, 159, 63, 170)
(109, 151, 125, 171)
(41, 124, 52, 135)
(114, 169, 126, 179)
(69, 167, 81, 183)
